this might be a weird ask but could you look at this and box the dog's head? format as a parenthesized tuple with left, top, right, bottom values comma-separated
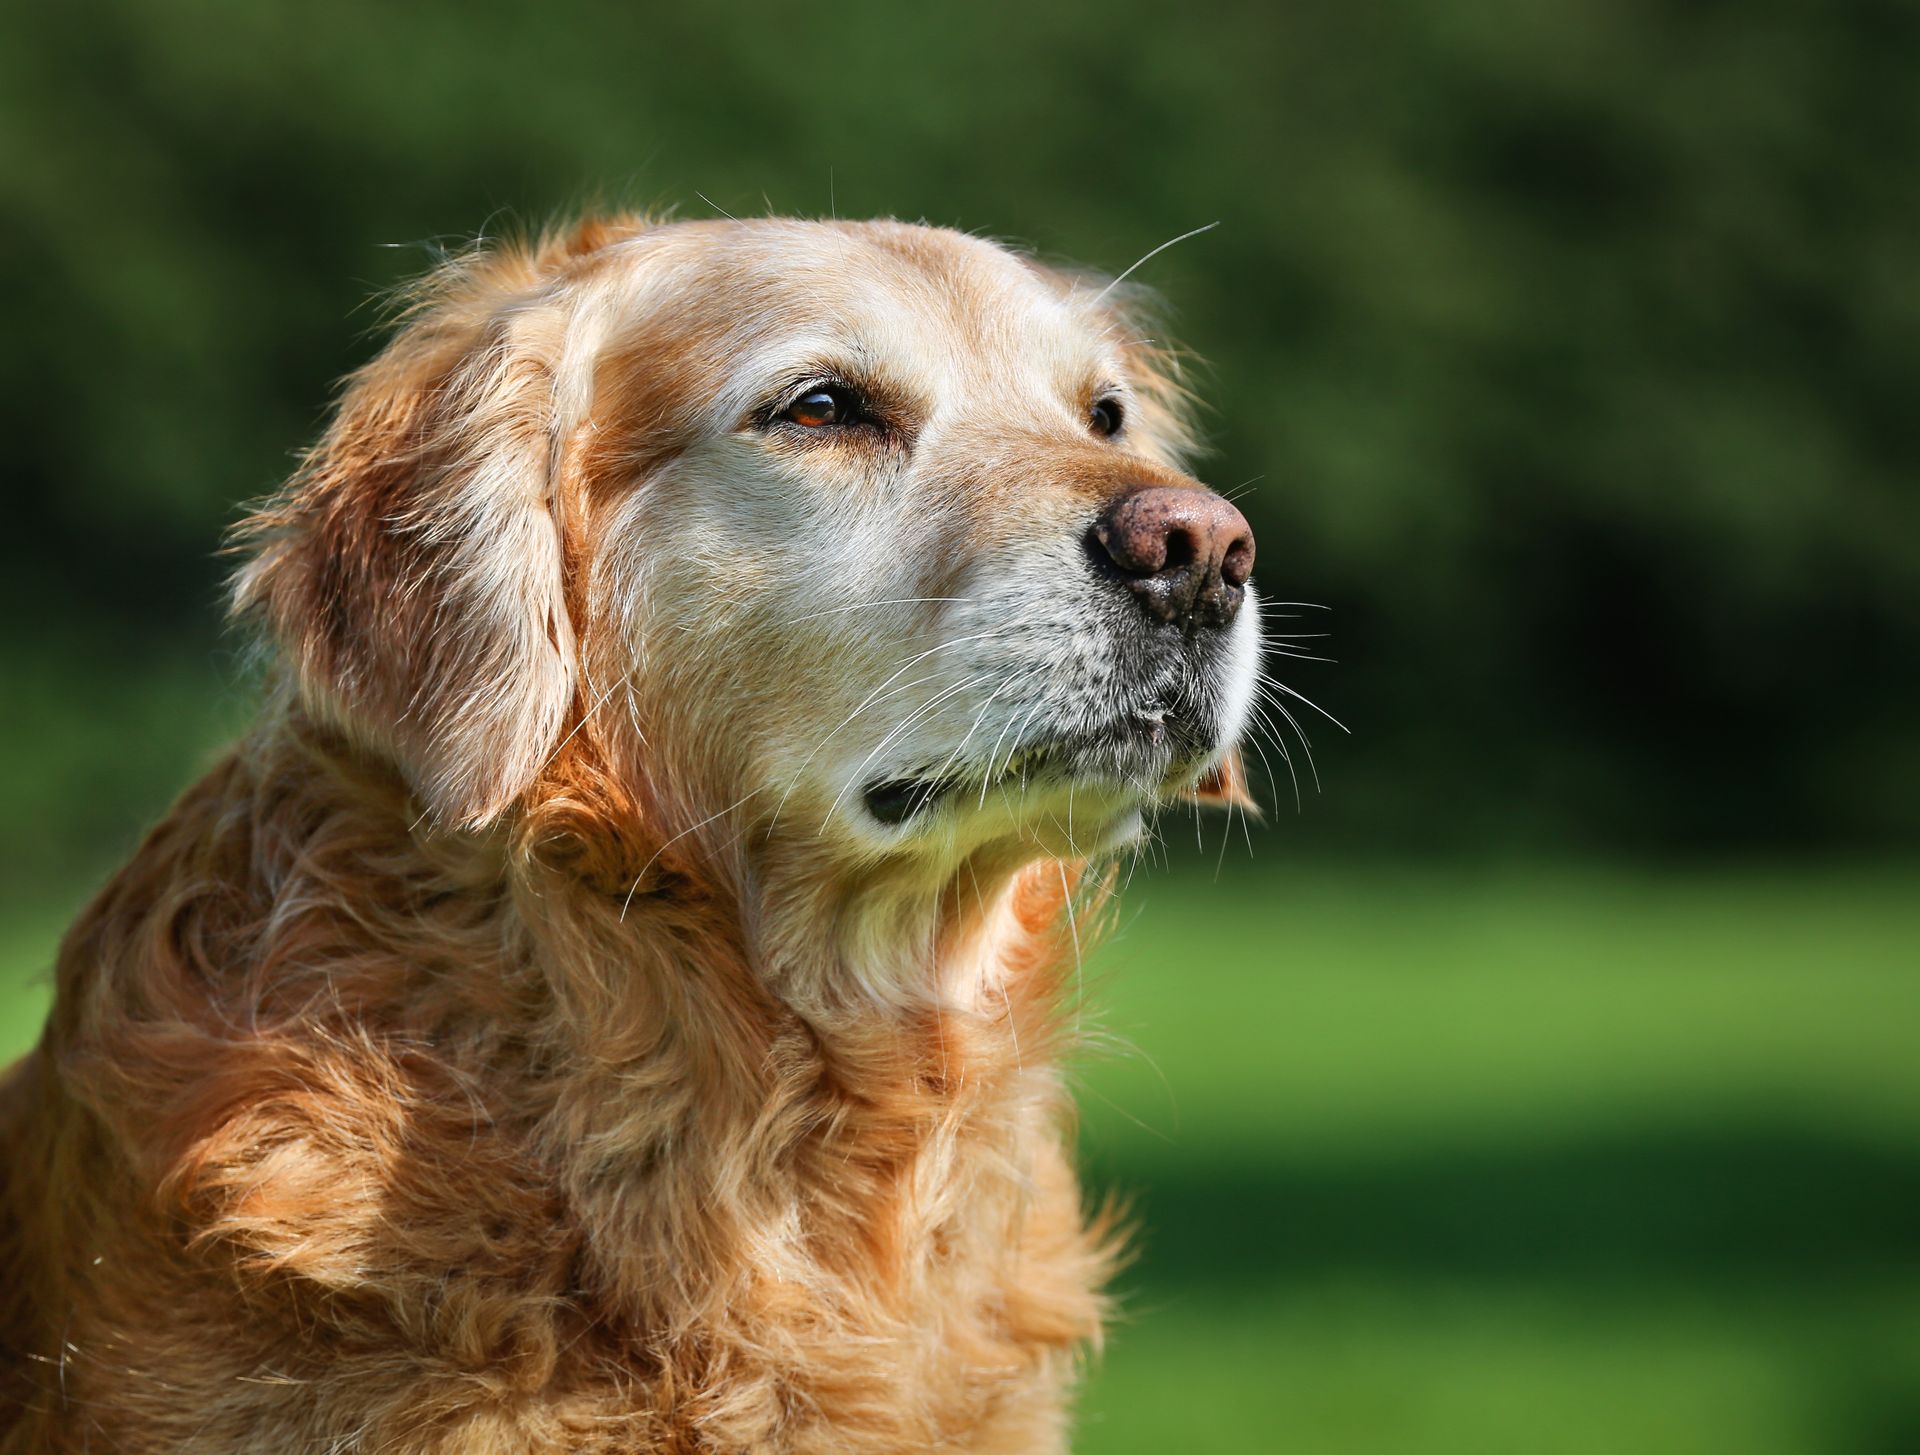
(234, 216, 1260, 878)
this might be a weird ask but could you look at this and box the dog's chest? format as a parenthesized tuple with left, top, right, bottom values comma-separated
(496, 1125, 1103, 1452)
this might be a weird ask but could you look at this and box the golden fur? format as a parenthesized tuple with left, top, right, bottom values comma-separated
(1, 215, 1257, 1452)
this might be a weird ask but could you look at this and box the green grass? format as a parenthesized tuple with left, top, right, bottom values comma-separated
(5, 863, 1916, 1452)
(1, 912, 62, 1060)
(1069, 865, 1920, 1454)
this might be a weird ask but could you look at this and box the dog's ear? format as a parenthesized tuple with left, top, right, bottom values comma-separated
(1188, 747, 1260, 816)
(231, 252, 582, 830)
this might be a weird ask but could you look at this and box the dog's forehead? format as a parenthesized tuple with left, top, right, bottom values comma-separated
(622, 220, 1114, 382)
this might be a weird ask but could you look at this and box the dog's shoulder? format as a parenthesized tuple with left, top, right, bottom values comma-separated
(33, 740, 572, 1335)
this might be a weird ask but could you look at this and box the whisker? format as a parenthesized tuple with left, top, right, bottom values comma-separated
(539, 664, 637, 773)
(980, 693, 1033, 809)
(1057, 858, 1085, 1035)
(1001, 980, 1023, 1075)
(620, 784, 768, 921)
(1090, 221, 1221, 306)
(1243, 704, 1300, 811)
(1266, 647, 1339, 664)
(1259, 693, 1322, 794)
(1213, 792, 1235, 878)
(926, 667, 1036, 793)
(999, 693, 1054, 780)
(959, 669, 1046, 808)
(763, 626, 1022, 831)
(819, 673, 996, 832)
(782, 596, 973, 625)
(1262, 677, 1350, 734)
(833, 630, 1013, 735)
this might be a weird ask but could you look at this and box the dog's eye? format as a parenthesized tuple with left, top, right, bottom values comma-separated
(1090, 398, 1124, 438)
(784, 386, 858, 428)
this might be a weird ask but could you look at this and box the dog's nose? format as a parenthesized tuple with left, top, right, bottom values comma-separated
(1088, 485, 1255, 629)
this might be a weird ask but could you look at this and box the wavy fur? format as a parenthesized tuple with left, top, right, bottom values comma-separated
(2, 214, 1252, 1452)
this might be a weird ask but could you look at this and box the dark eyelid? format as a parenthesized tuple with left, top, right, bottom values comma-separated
(778, 369, 867, 411)
(755, 375, 898, 439)
(748, 377, 848, 430)
(778, 363, 925, 438)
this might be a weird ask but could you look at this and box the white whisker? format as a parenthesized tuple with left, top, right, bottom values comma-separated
(1058, 858, 1084, 1034)
(620, 784, 769, 921)
(1263, 678, 1349, 734)
(782, 596, 973, 625)
(1090, 221, 1221, 306)
(763, 625, 1023, 832)
(819, 673, 996, 833)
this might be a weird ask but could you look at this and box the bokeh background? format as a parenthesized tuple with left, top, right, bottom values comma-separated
(4, 2, 1916, 1449)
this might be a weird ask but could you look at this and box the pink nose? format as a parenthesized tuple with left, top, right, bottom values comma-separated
(1088, 485, 1255, 629)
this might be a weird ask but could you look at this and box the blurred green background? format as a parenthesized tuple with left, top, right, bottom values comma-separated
(2, 1, 1915, 1449)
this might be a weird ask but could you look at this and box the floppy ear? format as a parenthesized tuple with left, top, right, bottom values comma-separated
(1188, 747, 1260, 816)
(231, 259, 578, 829)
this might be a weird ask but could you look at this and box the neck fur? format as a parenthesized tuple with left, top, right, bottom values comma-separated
(505, 747, 1093, 1323)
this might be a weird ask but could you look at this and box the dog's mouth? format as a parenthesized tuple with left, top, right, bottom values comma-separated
(860, 708, 1206, 828)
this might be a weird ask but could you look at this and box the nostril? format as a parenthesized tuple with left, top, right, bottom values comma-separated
(1221, 532, 1255, 588)
(1085, 522, 1125, 576)
(1163, 527, 1199, 573)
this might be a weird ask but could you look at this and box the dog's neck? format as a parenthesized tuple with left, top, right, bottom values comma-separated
(513, 809, 1079, 1096)
(503, 766, 1089, 1322)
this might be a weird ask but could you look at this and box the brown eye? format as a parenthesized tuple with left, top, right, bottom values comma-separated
(785, 387, 853, 428)
(1090, 398, 1123, 438)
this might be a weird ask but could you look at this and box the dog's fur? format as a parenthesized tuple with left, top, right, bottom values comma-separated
(0, 215, 1260, 1452)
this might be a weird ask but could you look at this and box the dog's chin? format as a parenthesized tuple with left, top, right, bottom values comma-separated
(853, 710, 1216, 853)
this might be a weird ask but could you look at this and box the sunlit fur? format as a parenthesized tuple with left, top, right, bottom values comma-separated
(0, 215, 1258, 1452)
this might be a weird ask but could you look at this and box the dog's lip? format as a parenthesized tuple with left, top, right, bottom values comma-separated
(860, 742, 1064, 827)
(860, 709, 1190, 828)
(862, 776, 952, 827)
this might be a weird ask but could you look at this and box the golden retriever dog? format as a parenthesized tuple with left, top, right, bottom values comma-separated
(0, 213, 1260, 1452)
